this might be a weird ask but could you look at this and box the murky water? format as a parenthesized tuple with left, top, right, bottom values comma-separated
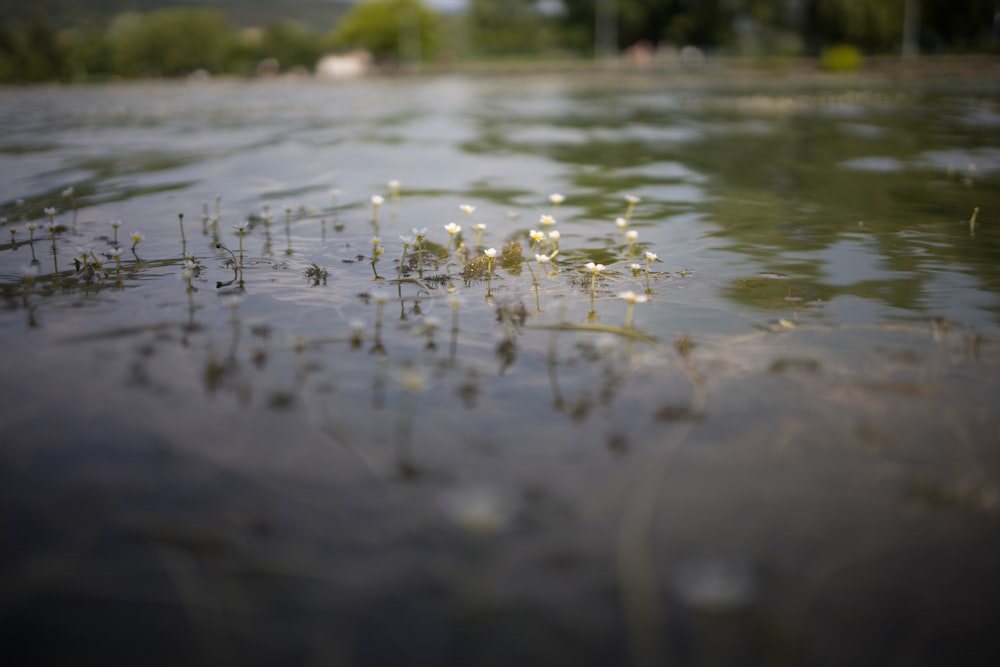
(2, 72, 999, 666)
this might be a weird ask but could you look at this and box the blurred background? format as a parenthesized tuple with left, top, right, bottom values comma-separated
(0, 0, 997, 83)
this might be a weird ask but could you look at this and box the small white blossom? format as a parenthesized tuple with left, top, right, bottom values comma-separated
(233, 221, 248, 232)
(535, 253, 551, 264)
(549, 193, 565, 205)
(615, 217, 628, 228)
(473, 223, 486, 231)
(585, 261, 605, 273)
(484, 248, 497, 258)
(548, 230, 560, 241)
(459, 204, 475, 215)
(44, 207, 57, 216)
(625, 194, 641, 204)
(645, 251, 658, 262)
(539, 214, 556, 226)
(626, 230, 639, 242)
(371, 195, 384, 206)
(529, 229, 545, 242)
(444, 222, 462, 235)
(618, 290, 648, 304)
(130, 231, 145, 244)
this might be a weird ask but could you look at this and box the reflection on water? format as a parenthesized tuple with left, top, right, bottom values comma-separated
(1, 73, 999, 666)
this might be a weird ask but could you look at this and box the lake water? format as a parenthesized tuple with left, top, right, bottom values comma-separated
(2, 70, 999, 666)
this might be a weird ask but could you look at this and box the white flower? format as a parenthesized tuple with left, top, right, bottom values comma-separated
(618, 290, 648, 304)
(529, 229, 545, 242)
(27, 222, 36, 231)
(130, 231, 145, 244)
(349, 319, 365, 334)
(484, 247, 497, 258)
(371, 195, 384, 206)
(630, 263, 642, 271)
(549, 193, 565, 205)
(44, 207, 56, 216)
(585, 261, 605, 273)
(371, 236, 381, 245)
(459, 204, 476, 215)
(626, 230, 639, 242)
(548, 230, 560, 240)
(625, 194, 641, 204)
(539, 214, 556, 226)
(400, 366, 426, 392)
(110, 247, 123, 258)
(399, 234, 414, 245)
(110, 220, 122, 229)
(22, 264, 39, 280)
(442, 485, 511, 534)
(388, 179, 400, 191)
(645, 251, 658, 262)
(444, 222, 462, 235)
(615, 217, 628, 228)
(412, 227, 427, 240)
(473, 223, 486, 231)
(535, 253, 551, 264)
(184, 259, 197, 271)
(233, 221, 248, 232)
(222, 294, 243, 309)
(422, 316, 441, 332)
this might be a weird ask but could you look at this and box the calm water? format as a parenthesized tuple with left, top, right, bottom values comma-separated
(2, 71, 999, 666)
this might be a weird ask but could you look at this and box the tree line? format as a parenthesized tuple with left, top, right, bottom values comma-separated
(1, 0, 996, 83)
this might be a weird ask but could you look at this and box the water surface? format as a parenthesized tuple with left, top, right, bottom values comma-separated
(2, 72, 999, 666)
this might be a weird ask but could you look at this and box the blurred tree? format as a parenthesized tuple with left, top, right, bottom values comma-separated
(107, 8, 232, 77)
(467, 0, 554, 56)
(21, 15, 68, 81)
(259, 20, 324, 71)
(325, 0, 441, 64)
(58, 27, 114, 80)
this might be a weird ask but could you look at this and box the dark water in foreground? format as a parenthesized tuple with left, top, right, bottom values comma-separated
(1, 71, 999, 666)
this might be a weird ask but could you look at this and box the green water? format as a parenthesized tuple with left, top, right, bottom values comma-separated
(1, 72, 999, 666)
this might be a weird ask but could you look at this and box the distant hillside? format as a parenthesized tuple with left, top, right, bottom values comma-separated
(0, 0, 352, 30)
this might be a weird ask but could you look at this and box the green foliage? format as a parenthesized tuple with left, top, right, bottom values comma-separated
(258, 20, 324, 71)
(107, 8, 232, 77)
(467, 0, 554, 56)
(325, 0, 441, 64)
(819, 43, 863, 71)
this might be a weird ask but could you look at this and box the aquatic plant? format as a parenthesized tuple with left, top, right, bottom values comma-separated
(232, 222, 247, 267)
(623, 194, 640, 224)
(549, 192, 565, 216)
(444, 222, 461, 253)
(472, 222, 486, 249)
(618, 290, 648, 329)
(483, 247, 497, 298)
